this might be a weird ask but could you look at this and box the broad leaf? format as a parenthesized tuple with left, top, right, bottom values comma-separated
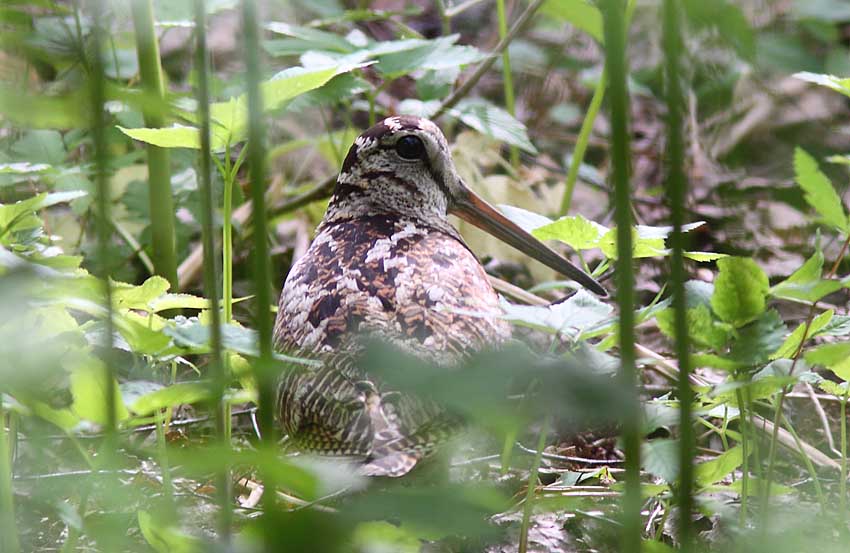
(711, 257, 769, 327)
(771, 309, 833, 360)
(695, 445, 744, 487)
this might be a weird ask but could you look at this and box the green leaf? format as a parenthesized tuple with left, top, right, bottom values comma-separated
(794, 147, 848, 232)
(683, 251, 728, 262)
(138, 510, 202, 553)
(771, 309, 833, 360)
(499, 291, 613, 336)
(10, 129, 66, 165)
(540, 0, 604, 43)
(130, 382, 213, 415)
(728, 310, 786, 366)
(372, 35, 486, 77)
(770, 249, 843, 302)
(118, 124, 200, 149)
(447, 98, 538, 154)
(695, 445, 744, 487)
(66, 353, 129, 425)
(656, 303, 731, 350)
(817, 379, 849, 396)
(805, 342, 850, 381)
(711, 257, 769, 327)
(533, 214, 607, 250)
(113, 276, 171, 310)
(692, 353, 745, 372)
(641, 439, 679, 483)
(794, 71, 850, 98)
(265, 22, 356, 53)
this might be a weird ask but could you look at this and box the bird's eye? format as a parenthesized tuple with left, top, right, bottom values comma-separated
(395, 135, 425, 160)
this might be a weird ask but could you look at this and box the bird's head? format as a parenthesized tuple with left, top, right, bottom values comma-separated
(325, 115, 606, 296)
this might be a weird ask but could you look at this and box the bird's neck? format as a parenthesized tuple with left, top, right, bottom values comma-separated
(321, 177, 455, 236)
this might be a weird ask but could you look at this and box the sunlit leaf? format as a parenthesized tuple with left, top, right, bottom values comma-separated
(794, 147, 848, 232)
(540, 0, 604, 43)
(533, 214, 607, 250)
(711, 257, 769, 327)
(771, 309, 833, 360)
(805, 342, 850, 381)
(118, 124, 200, 149)
(793, 71, 850, 98)
(130, 382, 213, 415)
(694, 445, 744, 487)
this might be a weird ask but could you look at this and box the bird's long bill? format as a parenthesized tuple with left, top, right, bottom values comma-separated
(451, 191, 608, 297)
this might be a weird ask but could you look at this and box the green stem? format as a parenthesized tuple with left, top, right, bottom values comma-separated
(841, 389, 848, 533)
(780, 413, 827, 513)
(560, 69, 606, 215)
(89, 0, 117, 438)
(194, 0, 231, 541)
(0, 401, 20, 553)
(662, 1, 694, 548)
(154, 409, 174, 515)
(496, 0, 519, 168)
(735, 387, 749, 525)
(599, 2, 640, 550)
(130, 0, 178, 290)
(242, 0, 276, 517)
(519, 417, 549, 553)
(221, 150, 234, 325)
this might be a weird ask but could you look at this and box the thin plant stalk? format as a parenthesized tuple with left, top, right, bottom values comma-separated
(735, 387, 750, 525)
(90, 0, 117, 438)
(154, 409, 174, 515)
(496, 0, 519, 168)
(779, 412, 828, 513)
(0, 401, 20, 553)
(130, 0, 179, 290)
(599, 2, 640, 550)
(560, 69, 606, 215)
(841, 388, 848, 532)
(559, 0, 634, 216)
(519, 417, 550, 553)
(662, 0, 694, 548)
(194, 0, 231, 541)
(241, 0, 276, 514)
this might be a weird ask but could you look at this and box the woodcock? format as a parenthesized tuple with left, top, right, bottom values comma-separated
(273, 115, 605, 477)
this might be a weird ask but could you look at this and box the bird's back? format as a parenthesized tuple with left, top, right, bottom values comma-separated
(274, 213, 510, 475)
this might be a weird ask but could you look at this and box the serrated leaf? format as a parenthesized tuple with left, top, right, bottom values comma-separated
(373, 35, 486, 77)
(711, 257, 768, 327)
(794, 147, 848, 232)
(656, 303, 731, 350)
(695, 445, 744, 487)
(641, 439, 679, 483)
(683, 251, 727, 262)
(819, 314, 850, 336)
(118, 124, 200, 149)
(499, 291, 612, 337)
(728, 310, 786, 366)
(112, 276, 171, 310)
(771, 248, 843, 302)
(447, 98, 538, 154)
(817, 379, 849, 396)
(533, 214, 607, 250)
(805, 342, 850, 381)
(771, 309, 833, 360)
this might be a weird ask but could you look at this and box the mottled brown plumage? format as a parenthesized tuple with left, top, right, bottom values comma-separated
(274, 116, 603, 476)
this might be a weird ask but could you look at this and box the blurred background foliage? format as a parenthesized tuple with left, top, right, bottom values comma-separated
(1, 0, 850, 552)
